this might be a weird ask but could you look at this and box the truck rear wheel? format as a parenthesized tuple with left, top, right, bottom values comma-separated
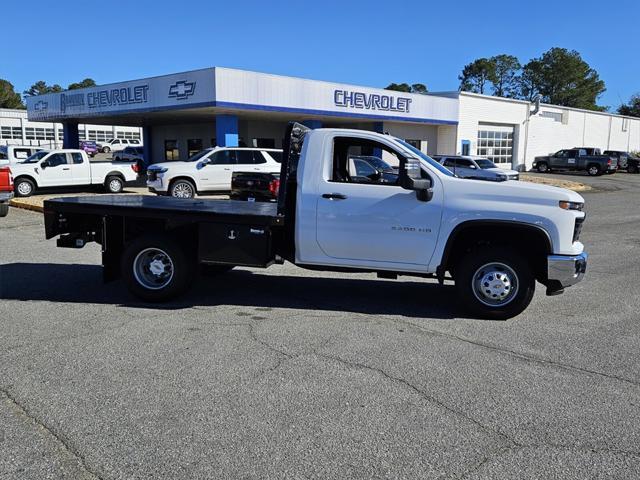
(587, 164, 601, 176)
(122, 235, 194, 301)
(455, 247, 535, 320)
(0, 203, 9, 217)
(105, 175, 124, 193)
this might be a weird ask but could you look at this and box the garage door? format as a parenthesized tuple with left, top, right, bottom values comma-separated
(477, 125, 514, 166)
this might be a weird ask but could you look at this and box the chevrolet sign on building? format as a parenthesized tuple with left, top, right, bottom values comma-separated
(22, 67, 640, 171)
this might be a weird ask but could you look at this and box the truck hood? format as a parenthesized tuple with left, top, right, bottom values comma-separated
(448, 175, 585, 205)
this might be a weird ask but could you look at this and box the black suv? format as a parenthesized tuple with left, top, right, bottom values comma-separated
(603, 150, 639, 173)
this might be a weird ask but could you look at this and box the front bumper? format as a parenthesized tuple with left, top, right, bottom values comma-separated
(546, 252, 588, 294)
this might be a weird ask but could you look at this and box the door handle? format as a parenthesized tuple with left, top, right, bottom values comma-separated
(62, 168, 70, 170)
(322, 193, 347, 200)
(224, 168, 231, 171)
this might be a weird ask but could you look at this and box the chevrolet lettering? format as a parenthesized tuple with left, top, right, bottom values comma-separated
(334, 90, 412, 113)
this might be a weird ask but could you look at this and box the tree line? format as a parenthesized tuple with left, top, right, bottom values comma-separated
(0, 78, 97, 110)
(385, 47, 639, 117)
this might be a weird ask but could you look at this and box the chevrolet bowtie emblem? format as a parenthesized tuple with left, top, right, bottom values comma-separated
(34, 100, 48, 111)
(168, 80, 196, 100)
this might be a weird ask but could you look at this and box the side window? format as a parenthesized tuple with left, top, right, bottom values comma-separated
(14, 148, 31, 160)
(253, 151, 267, 164)
(47, 153, 68, 167)
(210, 150, 236, 165)
(71, 152, 84, 164)
(264, 151, 282, 163)
(578, 149, 586, 157)
(332, 137, 401, 185)
(443, 158, 456, 168)
(458, 159, 474, 168)
(235, 150, 255, 165)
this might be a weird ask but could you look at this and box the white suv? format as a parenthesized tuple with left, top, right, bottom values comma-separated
(147, 147, 282, 198)
(99, 138, 142, 153)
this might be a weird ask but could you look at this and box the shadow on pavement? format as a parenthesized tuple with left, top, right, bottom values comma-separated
(0, 262, 460, 319)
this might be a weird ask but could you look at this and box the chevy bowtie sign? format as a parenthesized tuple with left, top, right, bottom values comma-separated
(333, 89, 412, 113)
(168, 80, 196, 100)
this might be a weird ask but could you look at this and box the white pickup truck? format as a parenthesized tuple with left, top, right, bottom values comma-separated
(11, 149, 139, 197)
(42, 123, 587, 319)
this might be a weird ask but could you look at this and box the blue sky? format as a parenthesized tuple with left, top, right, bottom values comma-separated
(3, 0, 638, 110)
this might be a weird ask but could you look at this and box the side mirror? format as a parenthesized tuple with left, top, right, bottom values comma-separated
(399, 157, 433, 202)
(41, 159, 49, 169)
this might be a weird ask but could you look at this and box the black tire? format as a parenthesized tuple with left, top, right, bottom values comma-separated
(105, 175, 124, 193)
(587, 164, 601, 176)
(121, 235, 194, 302)
(200, 264, 235, 276)
(14, 177, 35, 197)
(169, 179, 196, 198)
(0, 203, 9, 217)
(455, 247, 535, 320)
(536, 162, 549, 173)
(628, 163, 639, 174)
(103, 146, 111, 153)
(114, 156, 120, 162)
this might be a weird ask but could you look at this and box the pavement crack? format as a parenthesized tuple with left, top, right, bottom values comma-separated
(387, 318, 640, 388)
(316, 353, 518, 447)
(0, 388, 105, 480)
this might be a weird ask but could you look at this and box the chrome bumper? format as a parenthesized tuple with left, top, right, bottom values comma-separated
(547, 252, 588, 293)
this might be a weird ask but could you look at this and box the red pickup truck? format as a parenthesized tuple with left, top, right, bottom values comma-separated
(0, 166, 14, 217)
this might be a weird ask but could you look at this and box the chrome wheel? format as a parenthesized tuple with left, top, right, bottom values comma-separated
(172, 182, 194, 198)
(16, 181, 33, 196)
(472, 262, 519, 307)
(108, 178, 123, 193)
(133, 248, 174, 290)
(588, 165, 599, 176)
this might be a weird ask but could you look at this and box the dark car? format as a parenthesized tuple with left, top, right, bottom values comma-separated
(79, 141, 98, 157)
(533, 148, 617, 176)
(603, 150, 639, 173)
(230, 172, 280, 202)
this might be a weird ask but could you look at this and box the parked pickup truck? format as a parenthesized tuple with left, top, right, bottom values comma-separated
(11, 149, 139, 197)
(0, 165, 13, 217)
(42, 123, 588, 320)
(533, 148, 617, 176)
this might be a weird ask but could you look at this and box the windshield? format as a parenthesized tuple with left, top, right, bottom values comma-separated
(186, 149, 213, 162)
(23, 151, 49, 163)
(394, 138, 455, 177)
(475, 159, 497, 169)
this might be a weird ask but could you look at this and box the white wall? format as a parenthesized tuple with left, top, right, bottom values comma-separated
(381, 123, 439, 155)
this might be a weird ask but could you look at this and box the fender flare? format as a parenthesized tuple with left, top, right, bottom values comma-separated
(437, 219, 553, 280)
(13, 174, 38, 188)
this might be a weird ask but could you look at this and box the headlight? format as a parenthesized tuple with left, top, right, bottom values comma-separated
(149, 167, 168, 173)
(559, 201, 584, 211)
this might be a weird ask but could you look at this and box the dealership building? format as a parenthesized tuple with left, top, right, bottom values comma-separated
(3, 67, 638, 170)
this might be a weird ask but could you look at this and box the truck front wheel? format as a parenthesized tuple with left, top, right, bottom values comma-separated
(122, 235, 194, 301)
(14, 177, 35, 197)
(455, 247, 535, 320)
(536, 162, 549, 173)
(170, 179, 196, 199)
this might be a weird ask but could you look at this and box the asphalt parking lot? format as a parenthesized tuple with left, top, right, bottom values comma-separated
(1, 172, 639, 479)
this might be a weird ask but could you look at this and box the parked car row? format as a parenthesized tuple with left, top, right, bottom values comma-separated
(97, 138, 142, 153)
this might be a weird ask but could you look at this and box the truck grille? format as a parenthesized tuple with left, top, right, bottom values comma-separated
(573, 216, 585, 243)
(147, 171, 157, 181)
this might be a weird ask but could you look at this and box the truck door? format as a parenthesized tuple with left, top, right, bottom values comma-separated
(567, 149, 579, 169)
(68, 152, 91, 185)
(315, 136, 443, 266)
(200, 149, 236, 190)
(38, 152, 73, 186)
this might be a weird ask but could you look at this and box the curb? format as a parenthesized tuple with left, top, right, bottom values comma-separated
(9, 198, 44, 213)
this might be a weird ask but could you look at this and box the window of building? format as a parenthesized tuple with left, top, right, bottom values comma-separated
(187, 139, 203, 158)
(1, 126, 22, 139)
(116, 131, 141, 140)
(164, 140, 179, 161)
(477, 127, 514, 165)
(253, 138, 276, 148)
(25, 128, 35, 140)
